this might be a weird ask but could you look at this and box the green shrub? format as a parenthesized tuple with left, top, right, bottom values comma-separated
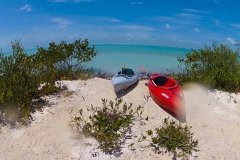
(36, 39, 96, 81)
(0, 39, 96, 124)
(0, 41, 40, 122)
(71, 99, 143, 155)
(174, 43, 240, 92)
(147, 118, 199, 159)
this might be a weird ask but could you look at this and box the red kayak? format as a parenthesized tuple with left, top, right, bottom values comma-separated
(148, 73, 185, 121)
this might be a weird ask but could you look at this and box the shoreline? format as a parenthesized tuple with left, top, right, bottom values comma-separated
(85, 67, 174, 80)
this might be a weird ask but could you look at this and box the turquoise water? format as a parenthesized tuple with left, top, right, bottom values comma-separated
(84, 45, 190, 74)
(8, 44, 190, 74)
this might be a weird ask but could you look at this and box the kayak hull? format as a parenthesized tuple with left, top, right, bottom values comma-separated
(112, 74, 138, 93)
(148, 73, 185, 120)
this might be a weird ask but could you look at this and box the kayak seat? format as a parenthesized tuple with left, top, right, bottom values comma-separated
(121, 68, 134, 75)
(153, 76, 168, 86)
(153, 76, 176, 87)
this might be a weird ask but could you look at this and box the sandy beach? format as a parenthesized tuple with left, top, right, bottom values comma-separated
(0, 78, 240, 160)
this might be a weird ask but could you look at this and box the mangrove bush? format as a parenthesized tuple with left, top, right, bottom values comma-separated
(0, 41, 40, 122)
(36, 39, 96, 80)
(174, 43, 240, 92)
(0, 39, 96, 124)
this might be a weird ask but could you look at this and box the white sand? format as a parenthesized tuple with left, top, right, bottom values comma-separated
(0, 78, 240, 160)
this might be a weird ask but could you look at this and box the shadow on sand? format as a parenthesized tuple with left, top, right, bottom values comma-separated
(115, 80, 139, 98)
(159, 106, 186, 123)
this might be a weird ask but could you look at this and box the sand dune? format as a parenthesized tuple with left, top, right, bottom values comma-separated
(0, 78, 240, 160)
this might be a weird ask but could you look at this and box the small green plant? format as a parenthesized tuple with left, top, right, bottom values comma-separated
(147, 118, 199, 159)
(76, 69, 94, 80)
(174, 43, 240, 92)
(38, 84, 61, 96)
(144, 94, 150, 102)
(71, 99, 143, 155)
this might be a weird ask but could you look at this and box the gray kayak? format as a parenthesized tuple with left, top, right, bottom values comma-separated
(112, 68, 138, 93)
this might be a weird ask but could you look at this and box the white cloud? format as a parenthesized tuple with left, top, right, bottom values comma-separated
(154, 8, 204, 29)
(153, 15, 199, 28)
(194, 27, 200, 32)
(49, 0, 66, 2)
(121, 32, 149, 41)
(215, 19, 220, 25)
(177, 13, 201, 20)
(117, 25, 154, 31)
(51, 17, 72, 28)
(49, 0, 94, 3)
(215, 20, 219, 24)
(19, 4, 32, 12)
(231, 23, 240, 29)
(130, 1, 143, 5)
(153, 16, 174, 22)
(94, 24, 154, 34)
(95, 17, 121, 23)
(165, 24, 170, 29)
(214, 0, 220, 5)
(227, 37, 236, 44)
(74, 0, 94, 2)
(183, 8, 209, 14)
(125, 33, 135, 39)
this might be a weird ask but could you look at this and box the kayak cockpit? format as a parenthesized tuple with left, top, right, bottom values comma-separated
(118, 68, 134, 76)
(151, 75, 178, 89)
(152, 76, 168, 86)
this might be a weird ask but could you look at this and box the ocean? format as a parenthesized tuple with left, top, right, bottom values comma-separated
(21, 44, 190, 74)
(84, 45, 190, 74)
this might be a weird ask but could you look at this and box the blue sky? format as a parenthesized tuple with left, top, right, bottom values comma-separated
(0, 0, 240, 51)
